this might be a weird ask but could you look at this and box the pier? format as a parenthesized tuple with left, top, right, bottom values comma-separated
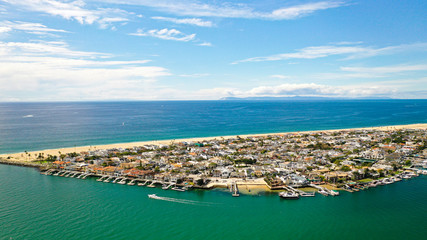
(230, 182, 240, 197)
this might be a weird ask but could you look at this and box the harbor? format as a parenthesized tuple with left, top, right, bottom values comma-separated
(40, 165, 426, 199)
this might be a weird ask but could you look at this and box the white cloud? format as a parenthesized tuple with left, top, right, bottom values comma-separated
(203, 83, 397, 99)
(130, 28, 196, 42)
(0, 21, 68, 35)
(2, 0, 130, 27)
(270, 75, 290, 79)
(267, 1, 344, 20)
(341, 64, 427, 74)
(197, 42, 212, 47)
(0, 41, 107, 57)
(100, 0, 346, 20)
(151, 16, 213, 27)
(179, 73, 210, 78)
(233, 42, 427, 64)
(0, 40, 171, 101)
(0, 26, 11, 33)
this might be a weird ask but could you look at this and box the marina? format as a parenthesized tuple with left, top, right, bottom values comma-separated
(38, 167, 426, 200)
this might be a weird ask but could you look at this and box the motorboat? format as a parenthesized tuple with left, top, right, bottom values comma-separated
(279, 191, 299, 199)
(148, 194, 161, 199)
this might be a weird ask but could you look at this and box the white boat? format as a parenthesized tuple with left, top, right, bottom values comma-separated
(162, 184, 170, 190)
(330, 190, 340, 196)
(383, 178, 394, 184)
(402, 174, 412, 179)
(318, 189, 329, 196)
(368, 181, 377, 187)
(299, 192, 315, 197)
(377, 180, 385, 185)
(118, 179, 127, 185)
(279, 191, 299, 199)
(148, 194, 161, 199)
(171, 186, 185, 192)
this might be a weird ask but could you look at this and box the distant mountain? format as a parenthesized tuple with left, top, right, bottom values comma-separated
(219, 96, 392, 101)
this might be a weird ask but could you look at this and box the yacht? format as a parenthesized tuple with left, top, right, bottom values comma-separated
(318, 189, 329, 196)
(279, 191, 299, 199)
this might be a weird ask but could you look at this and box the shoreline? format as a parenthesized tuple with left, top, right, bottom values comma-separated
(1, 123, 426, 163)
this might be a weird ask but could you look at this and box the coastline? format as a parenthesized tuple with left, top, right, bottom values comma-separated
(1, 123, 426, 163)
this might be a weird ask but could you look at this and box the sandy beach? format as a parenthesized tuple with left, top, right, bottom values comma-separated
(1, 123, 426, 162)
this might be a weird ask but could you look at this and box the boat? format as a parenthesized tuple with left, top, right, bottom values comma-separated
(118, 179, 127, 185)
(279, 191, 299, 199)
(162, 184, 170, 190)
(402, 174, 412, 179)
(368, 181, 377, 187)
(383, 178, 394, 184)
(137, 182, 146, 186)
(318, 189, 329, 196)
(393, 176, 402, 182)
(330, 190, 340, 196)
(299, 192, 315, 197)
(148, 194, 161, 199)
(171, 186, 185, 192)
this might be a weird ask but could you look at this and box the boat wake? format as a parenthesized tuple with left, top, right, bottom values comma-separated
(148, 194, 216, 206)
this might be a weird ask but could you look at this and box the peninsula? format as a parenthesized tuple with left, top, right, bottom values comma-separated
(1, 123, 427, 197)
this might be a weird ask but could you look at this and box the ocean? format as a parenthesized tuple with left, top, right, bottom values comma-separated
(0, 164, 426, 240)
(1, 100, 427, 154)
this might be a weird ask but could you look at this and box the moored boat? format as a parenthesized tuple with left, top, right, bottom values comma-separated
(279, 191, 299, 199)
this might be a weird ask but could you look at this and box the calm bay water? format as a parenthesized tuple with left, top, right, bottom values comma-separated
(1, 100, 427, 154)
(0, 164, 426, 240)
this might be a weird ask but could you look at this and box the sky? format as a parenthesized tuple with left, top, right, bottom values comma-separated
(0, 0, 427, 101)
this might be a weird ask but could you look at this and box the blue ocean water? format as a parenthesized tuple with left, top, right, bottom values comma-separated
(0, 100, 427, 153)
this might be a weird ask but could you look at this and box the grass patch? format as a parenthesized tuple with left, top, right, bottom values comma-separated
(357, 178, 373, 183)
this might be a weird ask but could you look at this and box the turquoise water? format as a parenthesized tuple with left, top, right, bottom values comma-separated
(1, 100, 427, 153)
(1, 164, 426, 240)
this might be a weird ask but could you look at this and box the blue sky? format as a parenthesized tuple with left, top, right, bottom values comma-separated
(0, 0, 426, 101)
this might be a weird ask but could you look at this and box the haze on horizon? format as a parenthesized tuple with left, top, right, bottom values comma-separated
(0, 0, 426, 101)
